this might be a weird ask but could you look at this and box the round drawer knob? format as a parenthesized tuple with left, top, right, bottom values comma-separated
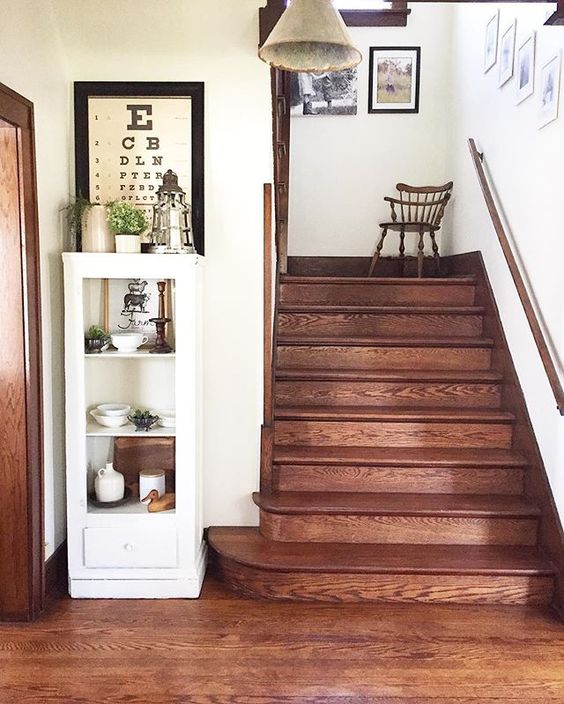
(124, 543, 134, 552)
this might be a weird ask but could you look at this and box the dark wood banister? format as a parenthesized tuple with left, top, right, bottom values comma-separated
(468, 138, 564, 415)
(261, 183, 278, 494)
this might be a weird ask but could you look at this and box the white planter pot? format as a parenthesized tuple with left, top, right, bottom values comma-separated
(82, 205, 114, 253)
(115, 234, 141, 253)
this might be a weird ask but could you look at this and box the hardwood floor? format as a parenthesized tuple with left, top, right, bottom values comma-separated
(1, 575, 563, 703)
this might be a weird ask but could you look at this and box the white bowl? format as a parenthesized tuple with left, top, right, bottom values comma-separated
(90, 410, 130, 428)
(96, 404, 131, 417)
(151, 409, 176, 428)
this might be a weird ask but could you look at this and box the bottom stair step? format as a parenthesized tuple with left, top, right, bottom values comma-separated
(208, 527, 555, 605)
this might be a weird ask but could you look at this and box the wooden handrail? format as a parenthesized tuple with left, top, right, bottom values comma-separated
(468, 138, 564, 415)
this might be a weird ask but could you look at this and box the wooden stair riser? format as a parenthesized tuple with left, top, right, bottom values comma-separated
(274, 420, 513, 449)
(280, 283, 476, 307)
(276, 380, 501, 408)
(274, 464, 525, 495)
(260, 512, 538, 546)
(277, 345, 492, 371)
(278, 312, 483, 338)
(215, 559, 553, 605)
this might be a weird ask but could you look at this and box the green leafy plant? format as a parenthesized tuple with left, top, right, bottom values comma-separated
(107, 202, 148, 235)
(63, 195, 95, 249)
(85, 325, 108, 340)
(129, 409, 158, 420)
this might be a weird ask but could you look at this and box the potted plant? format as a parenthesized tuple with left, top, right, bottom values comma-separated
(64, 197, 114, 253)
(84, 324, 110, 354)
(127, 408, 160, 432)
(107, 202, 149, 253)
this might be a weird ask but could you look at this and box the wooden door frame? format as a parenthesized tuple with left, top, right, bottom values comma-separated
(0, 83, 44, 622)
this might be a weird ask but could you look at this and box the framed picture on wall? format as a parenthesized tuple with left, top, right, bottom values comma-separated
(484, 10, 499, 73)
(368, 47, 421, 114)
(498, 21, 516, 87)
(538, 53, 562, 129)
(74, 82, 205, 254)
(516, 32, 535, 104)
(289, 69, 358, 116)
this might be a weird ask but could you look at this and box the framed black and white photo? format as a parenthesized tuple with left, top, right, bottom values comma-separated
(290, 69, 358, 116)
(516, 32, 535, 104)
(74, 82, 205, 253)
(498, 21, 516, 87)
(484, 10, 499, 73)
(368, 47, 421, 114)
(539, 53, 562, 129)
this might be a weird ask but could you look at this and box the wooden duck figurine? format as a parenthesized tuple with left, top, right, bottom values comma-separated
(141, 489, 175, 513)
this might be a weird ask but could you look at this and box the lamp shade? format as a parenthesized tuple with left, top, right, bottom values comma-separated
(258, 0, 362, 73)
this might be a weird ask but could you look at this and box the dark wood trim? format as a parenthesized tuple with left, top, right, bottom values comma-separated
(45, 542, 68, 601)
(263, 183, 274, 426)
(545, 1, 564, 24)
(341, 2, 410, 27)
(74, 81, 205, 255)
(468, 138, 564, 414)
(449, 251, 564, 618)
(0, 82, 44, 622)
(259, 0, 410, 32)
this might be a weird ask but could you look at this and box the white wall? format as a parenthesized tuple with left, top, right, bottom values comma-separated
(0, 0, 69, 559)
(446, 4, 564, 520)
(288, 5, 453, 256)
(52, 0, 273, 527)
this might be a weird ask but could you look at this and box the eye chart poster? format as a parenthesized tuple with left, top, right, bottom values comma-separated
(87, 97, 192, 232)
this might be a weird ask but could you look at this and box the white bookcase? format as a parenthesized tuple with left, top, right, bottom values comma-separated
(63, 253, 206, 598)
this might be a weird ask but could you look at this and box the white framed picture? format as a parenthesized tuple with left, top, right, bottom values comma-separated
(539, 53, 562, 129)
(516, 32, 535, 104)
(484, 10, 499, 73)
(498, 21, 516, 87)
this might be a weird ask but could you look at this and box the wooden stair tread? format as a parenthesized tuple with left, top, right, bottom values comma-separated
(208, 527, 553, 576)
(273, 445, 528, 467)
(275, 406, 514, 422)
(280, 275, 476, 285)
(276, 368, 503, 382)
(279, 305, 484, 314)
(278, 335, 494, 348)
(253, 492, 540, 517)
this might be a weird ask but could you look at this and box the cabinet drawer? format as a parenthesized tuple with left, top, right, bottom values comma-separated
(84, 526, 177, 568)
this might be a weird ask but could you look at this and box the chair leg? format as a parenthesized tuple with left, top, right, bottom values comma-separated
(399, 229, 406, 277)
(368, 226, 388, 277)
(417, 229, 425, 278)
(430, 231, 441, 275)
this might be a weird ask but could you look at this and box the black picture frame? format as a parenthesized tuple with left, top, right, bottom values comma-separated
(368, 46, 421, 114)
(74, 81, 205, 255)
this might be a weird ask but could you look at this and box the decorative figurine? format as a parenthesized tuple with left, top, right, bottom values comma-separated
(141, 489, 176, 513)
(149, 169, 194, 254)
(149, 280, 173, 354)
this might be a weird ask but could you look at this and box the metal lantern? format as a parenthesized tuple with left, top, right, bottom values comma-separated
(258, 0, 362, 73)
(150, 169, 194, 254)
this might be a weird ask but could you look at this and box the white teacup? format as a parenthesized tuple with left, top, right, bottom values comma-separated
(111, 333, 148, 352)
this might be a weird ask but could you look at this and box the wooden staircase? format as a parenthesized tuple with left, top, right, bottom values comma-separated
(209, 271, 558, 606)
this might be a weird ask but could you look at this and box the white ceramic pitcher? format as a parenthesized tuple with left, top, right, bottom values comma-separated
(94, 462, 125, 503)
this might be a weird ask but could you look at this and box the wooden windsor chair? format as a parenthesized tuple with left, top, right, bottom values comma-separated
(368, 182, 453, 278)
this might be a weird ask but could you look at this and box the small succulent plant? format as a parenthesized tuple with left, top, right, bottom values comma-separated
(86, 325, 108, 340)
(128, 409, 159, 432)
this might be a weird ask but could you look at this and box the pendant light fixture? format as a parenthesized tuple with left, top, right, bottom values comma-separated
(259, 0, 362, 73)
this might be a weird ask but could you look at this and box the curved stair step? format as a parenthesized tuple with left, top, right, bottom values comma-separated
(208, 527, 555, 605)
